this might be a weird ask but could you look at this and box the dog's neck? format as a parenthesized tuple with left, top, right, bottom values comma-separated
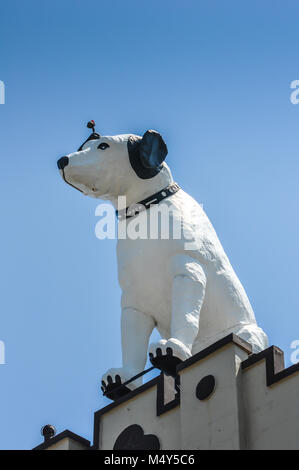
(110, 164, 174, 210)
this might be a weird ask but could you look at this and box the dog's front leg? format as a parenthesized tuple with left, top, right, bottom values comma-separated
(150, 255, 206, 364)
(170, 255, 206, 358)
(102, 307, 155, 390)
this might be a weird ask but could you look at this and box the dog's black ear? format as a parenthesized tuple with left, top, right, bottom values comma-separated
(127, 130, 168, 180)
(139, 130, 168, 169)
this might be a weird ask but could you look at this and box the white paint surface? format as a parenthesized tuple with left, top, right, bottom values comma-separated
(60, 132, 268, 387)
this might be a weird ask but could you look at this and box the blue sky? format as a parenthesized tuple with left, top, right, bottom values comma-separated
(1, 0, 299, 449)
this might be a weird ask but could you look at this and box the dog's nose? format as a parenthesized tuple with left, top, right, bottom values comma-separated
(57, 156, 69, 170)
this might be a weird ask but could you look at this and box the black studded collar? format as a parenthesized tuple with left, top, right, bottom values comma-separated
(116, 182, 180, 221)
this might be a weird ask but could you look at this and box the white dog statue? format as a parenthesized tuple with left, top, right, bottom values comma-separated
(58, 122, 268, 394)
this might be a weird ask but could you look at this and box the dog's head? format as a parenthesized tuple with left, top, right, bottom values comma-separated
(57, 129, 171, 204)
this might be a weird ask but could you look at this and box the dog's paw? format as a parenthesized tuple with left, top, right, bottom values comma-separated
(101, 367, 142, 400)
(149, 338, 192, 377)
(165, 338, 192, 362)
(148, 339, 168, 358)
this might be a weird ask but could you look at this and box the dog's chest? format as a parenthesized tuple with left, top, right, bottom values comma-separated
(117, 236, 173, 292)
(116, 232, 178, 321)
(115, 190, 207, 314)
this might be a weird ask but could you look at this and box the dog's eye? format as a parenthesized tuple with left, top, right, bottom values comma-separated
(98, 142, 110, 150)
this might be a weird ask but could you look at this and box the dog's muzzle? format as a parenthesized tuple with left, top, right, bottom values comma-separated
(57, 156, 69, 170)
(57, 155, 84, 193)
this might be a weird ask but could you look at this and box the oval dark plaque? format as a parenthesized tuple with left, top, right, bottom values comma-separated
(196, 375, 216, 400)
